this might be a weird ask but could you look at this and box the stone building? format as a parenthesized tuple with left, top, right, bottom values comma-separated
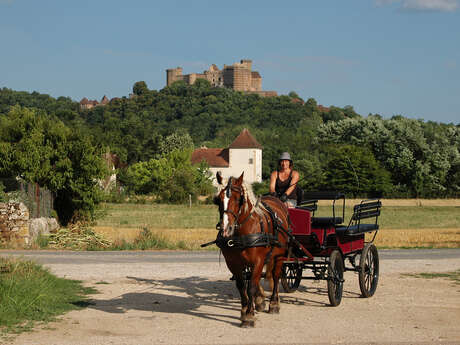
(167, 60, 277, 97)
(191, 128, 262, 185)
(79, 95, 110, 110)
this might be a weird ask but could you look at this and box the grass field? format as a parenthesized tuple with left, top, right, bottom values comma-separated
(0, 257, 95, 335)
(93, 200, 460, 249)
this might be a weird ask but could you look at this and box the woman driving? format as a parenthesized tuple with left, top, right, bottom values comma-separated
(269, 152, 299, 208)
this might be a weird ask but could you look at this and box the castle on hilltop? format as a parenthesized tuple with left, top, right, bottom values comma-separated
(166, 59, 277, 97)
(79, 95, 110, 110)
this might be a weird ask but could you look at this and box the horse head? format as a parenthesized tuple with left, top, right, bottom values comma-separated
(214, 172, 249, 237)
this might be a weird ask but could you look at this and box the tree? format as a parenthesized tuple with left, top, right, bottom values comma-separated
(132, 81, 148, 96)
(121, 149, 213, 203)
(0, 106, 107, 224)
(320, 145, 392, 197)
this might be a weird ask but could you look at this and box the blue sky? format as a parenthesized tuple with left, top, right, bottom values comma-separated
(1, 0, 459, 124)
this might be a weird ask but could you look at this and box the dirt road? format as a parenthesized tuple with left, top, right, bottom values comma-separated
(2, 250, 460, 345)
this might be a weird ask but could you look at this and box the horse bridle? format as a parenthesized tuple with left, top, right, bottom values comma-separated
(217, 179, 251, 235)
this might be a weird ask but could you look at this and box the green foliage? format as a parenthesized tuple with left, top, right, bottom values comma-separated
(132, 81, 148, 96)
(121, 149, 213, 203)
(2, 85, 459, 199)
(320, 145, 393, 197)
(252, 180, 270, 196)
(0, 182, 7, 202)
(157, 130, 194, 157)
(0, 106, 107, 224)
(318, 117, 460, 197)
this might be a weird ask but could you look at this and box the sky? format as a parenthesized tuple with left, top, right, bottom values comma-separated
(1, 0, 459, 124)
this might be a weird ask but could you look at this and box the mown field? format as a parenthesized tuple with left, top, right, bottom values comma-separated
(94, 200, 460, 249)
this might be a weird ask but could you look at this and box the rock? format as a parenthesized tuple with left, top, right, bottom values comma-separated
(28, 217, 60, 240)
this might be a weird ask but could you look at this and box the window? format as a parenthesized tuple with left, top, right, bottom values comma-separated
(249, 158, 253, 164)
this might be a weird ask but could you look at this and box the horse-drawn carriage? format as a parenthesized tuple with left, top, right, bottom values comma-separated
(281, 191, 381, 306)
(207, 173, 382, 327)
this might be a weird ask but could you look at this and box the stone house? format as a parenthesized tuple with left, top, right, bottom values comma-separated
(191, 129, 262, 185)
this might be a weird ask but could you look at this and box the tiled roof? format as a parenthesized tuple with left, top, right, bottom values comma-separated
(100, 95, 109, 104)
(251, 71, 261, 78)
(318, 105, 330, 112)
(191, 148, 229, 167)
(80, 98, 98, 106)
(229, 129, 262, 149)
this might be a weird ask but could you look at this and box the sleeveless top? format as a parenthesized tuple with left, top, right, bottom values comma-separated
(275, 171, 297, 199)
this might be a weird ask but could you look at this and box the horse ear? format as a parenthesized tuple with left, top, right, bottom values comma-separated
(235, 172, 244, 186)
(216, 171, 223, 185)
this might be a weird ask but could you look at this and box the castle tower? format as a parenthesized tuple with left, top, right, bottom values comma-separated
(166, 67, 183, 86)
(240, 59, 252, 71)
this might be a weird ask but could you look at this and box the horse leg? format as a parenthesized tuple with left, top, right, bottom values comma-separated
(268, 256, 284, 314)
(235, 276, 249, 321)
(264, 260, 275, 295)
(255, 283, 266, 312)
(241, 260, 264, 328)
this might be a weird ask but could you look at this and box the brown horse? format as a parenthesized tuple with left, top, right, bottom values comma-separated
(214, 172, 290, 327)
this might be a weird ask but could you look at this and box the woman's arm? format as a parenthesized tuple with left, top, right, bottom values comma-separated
(284, 170, 299, 197)
(269, 171, 277, 194)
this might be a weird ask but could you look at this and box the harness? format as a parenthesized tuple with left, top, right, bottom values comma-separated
(214, 181, 285, 250)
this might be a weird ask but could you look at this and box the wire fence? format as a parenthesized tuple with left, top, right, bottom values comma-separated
(0, 178, 54, 218)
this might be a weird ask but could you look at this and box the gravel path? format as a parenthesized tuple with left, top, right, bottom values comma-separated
(2, 250, 460, 345)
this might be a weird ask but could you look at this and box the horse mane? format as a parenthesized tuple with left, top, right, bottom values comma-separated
(215, 175, 267, 218)
(241, 182, 267, 218)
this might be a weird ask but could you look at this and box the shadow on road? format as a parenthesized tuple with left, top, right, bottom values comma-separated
(86, 275, 363, 326)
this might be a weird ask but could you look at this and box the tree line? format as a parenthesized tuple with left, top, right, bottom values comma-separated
(0, 81, 459, 222)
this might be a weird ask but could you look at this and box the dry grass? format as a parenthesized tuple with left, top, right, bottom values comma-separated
(93, 226, 216, 246)
(93, 201, 460, 250)
(320, 199, 460, 207)
(92, 226, 460, 250)
(373, 228, 460, 248)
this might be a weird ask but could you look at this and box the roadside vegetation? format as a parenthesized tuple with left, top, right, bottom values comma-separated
(23, 201, 458, 251)
(403, 270, 460, 284)
(0, 257, 96, 335)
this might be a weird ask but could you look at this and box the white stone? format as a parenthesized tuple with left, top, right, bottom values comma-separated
(28, 217, 60, 241)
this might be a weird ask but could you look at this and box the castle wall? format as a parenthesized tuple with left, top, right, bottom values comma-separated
(165, 60, 275, 96)
(251, 77, 262, 91)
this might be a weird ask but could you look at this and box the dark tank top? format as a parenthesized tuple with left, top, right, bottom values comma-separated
(275, 171, 296, 199)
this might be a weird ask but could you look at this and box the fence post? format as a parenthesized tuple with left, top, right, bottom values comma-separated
(36, 183, 40, 218)
(189, 194, 192, 208)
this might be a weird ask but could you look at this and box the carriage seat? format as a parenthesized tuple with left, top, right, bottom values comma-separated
(335, 199, 381, 236)
(311, 217, 343, 227)
(335, 223, 379, 236)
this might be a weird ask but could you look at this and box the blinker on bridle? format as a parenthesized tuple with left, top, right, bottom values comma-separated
(216, 178, 245, 232)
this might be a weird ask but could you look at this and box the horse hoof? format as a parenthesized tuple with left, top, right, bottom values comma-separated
(268, 305, 280, 314)
(240, 320, 255, 328)
(255, 302, 266, 312)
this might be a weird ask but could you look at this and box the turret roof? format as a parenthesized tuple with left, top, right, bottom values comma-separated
(229, 128, 262, 149)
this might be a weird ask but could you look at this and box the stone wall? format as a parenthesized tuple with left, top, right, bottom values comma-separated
(0, 202, 30, 246)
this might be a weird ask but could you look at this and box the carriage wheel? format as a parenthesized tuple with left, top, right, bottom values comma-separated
(281, 263, 302, 293)
(327, 250, 344, 306)
(359, 243, 379, 298)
